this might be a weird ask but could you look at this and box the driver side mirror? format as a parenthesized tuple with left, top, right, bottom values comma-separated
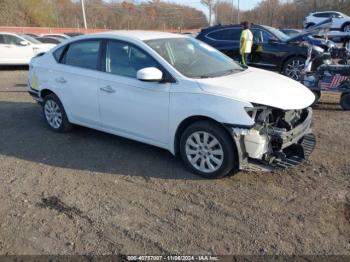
(137, 67, 163, 82)
(19, 40, 29, 46)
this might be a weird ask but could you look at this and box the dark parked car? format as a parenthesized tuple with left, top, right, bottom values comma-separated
(196, 24, 318, 80)
(35, 36, 63, 44)
(24, 33, 39, 38)
(64, 32, 84, 37)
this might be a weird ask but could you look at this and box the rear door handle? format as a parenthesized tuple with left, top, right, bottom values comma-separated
(55, 77, 67, 84)
(100, 85, 116, 93)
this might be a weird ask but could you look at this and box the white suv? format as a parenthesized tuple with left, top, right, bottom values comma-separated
(27, 31, 316, 178)
(304, 11, 350, 32)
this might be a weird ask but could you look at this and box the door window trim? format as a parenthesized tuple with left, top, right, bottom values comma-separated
(205, 27, 241, 43)
(57, 38, 105, 72)
(101, 38, 176, 83)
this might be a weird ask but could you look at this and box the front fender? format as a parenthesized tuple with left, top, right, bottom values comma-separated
(168, 92, 254, 153)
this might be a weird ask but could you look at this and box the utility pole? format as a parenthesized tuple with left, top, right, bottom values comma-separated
(81, 0, 87, 29)
(237, 0, 240, 24)
(231, 0, 234, 23)
(215, 0, 219, 25)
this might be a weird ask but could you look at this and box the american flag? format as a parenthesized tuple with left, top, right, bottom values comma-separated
(320, 74, 349, 90)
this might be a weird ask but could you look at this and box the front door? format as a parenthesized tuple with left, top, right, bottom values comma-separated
(250, 29, 281, 70)
(99, 40, 170, 145)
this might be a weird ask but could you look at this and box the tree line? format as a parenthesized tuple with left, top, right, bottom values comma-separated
(216, 0, 350, 29)
(0, 0, 208, 30)
(1, 0, 350, 30)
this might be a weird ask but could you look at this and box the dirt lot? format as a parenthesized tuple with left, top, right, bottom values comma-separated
(0, 69, 349, 255)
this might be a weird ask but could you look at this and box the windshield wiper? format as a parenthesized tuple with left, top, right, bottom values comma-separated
(196, 68, 245, 79)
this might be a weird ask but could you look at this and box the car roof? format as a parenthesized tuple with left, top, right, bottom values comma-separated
(199, 24, 264, 33)
(0, 32, 19, 35)
(93, 30, 186, 41)
(311, 11, 341, 14)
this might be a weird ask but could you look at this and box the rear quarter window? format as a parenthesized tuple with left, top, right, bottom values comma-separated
(53, 46, 66, 62)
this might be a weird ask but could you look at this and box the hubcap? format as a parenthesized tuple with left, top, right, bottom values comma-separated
(185, 131, 224, 173)
(44, 100, 62, 129)
(285, 59, 305, 81)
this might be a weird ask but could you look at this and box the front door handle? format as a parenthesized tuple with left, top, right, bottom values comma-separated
(100, 86, 116, 93)
(55, 77, 67, 84)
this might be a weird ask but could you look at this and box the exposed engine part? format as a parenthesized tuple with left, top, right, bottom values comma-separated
(238, 106, 312, 165)
(244, 129, 268, 159)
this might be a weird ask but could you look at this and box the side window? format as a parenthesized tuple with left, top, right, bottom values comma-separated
(252, 29, 275, 44)
(315, 13, 331, 18)
(105, 40, 159, 78)
(62, 40, 101, 70)
(53, 46, 66, 62)
(0, 35, 5, 44)
(331, 13, 342, 18)
(207, 28, 241, 41)
(3, 35, 22, 45)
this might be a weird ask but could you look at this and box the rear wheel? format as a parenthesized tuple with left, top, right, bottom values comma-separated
(43, 94, 72, 132)
(342, 23, 350, 32)
(179, 121, 236, 179)
(282, 57, 305, 81)
(340, 93, 350, 110)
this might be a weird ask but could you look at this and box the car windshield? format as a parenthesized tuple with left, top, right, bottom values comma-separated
(145, 37, 244, 78)
(20, 34, 41, 44)
(263, 26, 290, 42)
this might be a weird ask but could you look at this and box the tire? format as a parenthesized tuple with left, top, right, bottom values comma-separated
(342, 23, 350, 32)
(43, 94, 73, 132)
(340, 93, 350, 110)
(311, 91, 321, 106)
(282, 57, 306, 81)
(179, 120, 236, 179)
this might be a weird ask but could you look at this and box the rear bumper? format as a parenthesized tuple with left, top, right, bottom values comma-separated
(27, 81, 43, 103)
(232, 108, 316, 172)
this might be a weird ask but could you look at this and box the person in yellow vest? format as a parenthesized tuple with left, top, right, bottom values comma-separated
(240, 21, 253, 66)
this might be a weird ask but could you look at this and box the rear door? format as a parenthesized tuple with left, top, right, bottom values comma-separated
(52, 39, 103, 127)
(0, 34, 33, 65)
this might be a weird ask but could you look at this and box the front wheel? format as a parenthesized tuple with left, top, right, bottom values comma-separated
(282, 57, 306, 81)
(179, 121, 236, 179)
(340, 93, 350, 110)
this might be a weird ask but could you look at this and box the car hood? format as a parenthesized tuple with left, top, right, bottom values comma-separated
(286, 18, 333, 43)
(196, 67, 315, 110)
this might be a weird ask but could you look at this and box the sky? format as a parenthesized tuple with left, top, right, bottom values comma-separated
(169, 0, 262, 12)
(127, 0, 262, 14)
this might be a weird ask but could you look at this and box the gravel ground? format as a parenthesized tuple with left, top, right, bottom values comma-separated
(0, 68, 349, 255)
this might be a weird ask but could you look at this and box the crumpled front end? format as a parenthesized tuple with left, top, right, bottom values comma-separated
(231, 106, 316, 171)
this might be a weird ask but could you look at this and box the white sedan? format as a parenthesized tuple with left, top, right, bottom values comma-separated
(27, 31, 316, 178)
(0, 32, 55, 65)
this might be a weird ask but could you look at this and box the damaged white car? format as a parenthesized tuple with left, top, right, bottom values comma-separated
(27, 32, 316, 178)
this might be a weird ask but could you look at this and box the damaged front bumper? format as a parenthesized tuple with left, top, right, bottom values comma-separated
(231, 107, 316, 172)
